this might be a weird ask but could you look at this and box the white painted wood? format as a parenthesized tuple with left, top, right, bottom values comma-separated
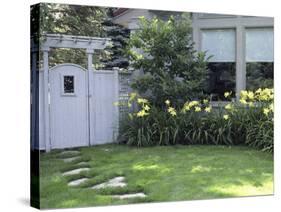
(49, 64, 89, 149)
(87, 49, 94, 145)
(192, 15, 273, 28)
(39, 34, 115, 151)
(39, 72, 45, 150)
(113, 68, 119, 141)
(112, 9, 153, 29)
(236, 25, 246, 99)
(42, 47, 51, 152)
(43, 34, 110, 50)
(31, 51, 37, 150)
(90, 71, 116, 145)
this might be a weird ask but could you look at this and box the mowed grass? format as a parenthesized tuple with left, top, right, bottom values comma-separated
(39, 144, 273, 209)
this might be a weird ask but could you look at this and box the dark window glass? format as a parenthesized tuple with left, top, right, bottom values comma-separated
(246, 62, 273, 90)
(64, 75, 74, 93)
(207, 63, 236, 101)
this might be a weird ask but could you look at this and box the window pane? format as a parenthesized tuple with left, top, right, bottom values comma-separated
(201, 29, 236, 62)
(246, 28, 274, 62)
(207, 63, 236, 101)
(246, 62, 273, 90)
(64, 75, 74, 93)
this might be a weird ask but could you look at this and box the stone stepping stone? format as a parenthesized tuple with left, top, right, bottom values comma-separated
(77, 161, 88, 166)
(112, 193, 147, 199)
(92, 176, 127, 189)
(62, 156, 81, 163)
(60, 150, 80, 156)
(62, 168, 90, 176)
(68, 178, 89, 186)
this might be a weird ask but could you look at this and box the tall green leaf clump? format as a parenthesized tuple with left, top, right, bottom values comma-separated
(127, 14, 209, 107)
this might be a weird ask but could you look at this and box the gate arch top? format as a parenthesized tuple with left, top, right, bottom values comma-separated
(50, 63, 88, 72)
(42, 34, 111, 50)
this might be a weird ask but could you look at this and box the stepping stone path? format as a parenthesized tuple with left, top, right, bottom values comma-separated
(77, 161, 89, 166)
(63, 156, 81, 163)
(60, 149, 147, 199)
(62, 167, 90, 176)
(68, 178, 89, 186)
(112, 193, 147, 199)
(92, 176, 127, 189)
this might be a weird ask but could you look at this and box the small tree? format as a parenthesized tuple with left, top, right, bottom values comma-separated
(127, 14, 209, 107)
(101, 19, 130, 69)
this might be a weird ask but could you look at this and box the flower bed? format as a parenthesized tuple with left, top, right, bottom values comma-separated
(118, 88, 274, 152)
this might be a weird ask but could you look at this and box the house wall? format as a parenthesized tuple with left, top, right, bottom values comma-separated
(113, 9, 183, 30)
(113, 9, 154, 30)
(113, 10, 274, 99)
(192, 13, 273, 97)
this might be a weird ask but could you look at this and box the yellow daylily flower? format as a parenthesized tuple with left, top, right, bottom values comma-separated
(136, 109, 149, 117)
(165, 100, 170, 105)
(240, 90, 248, 100)
(240, 99, 247, 105)
(195, 106, 201, 112)
(247, 91, 255, 100)
(137, 98, 148, 104)
(143, 104, 150, 111)
(189, 101, 199, 107)
(225, 103, 233, 110)
(168, 107, 177, 116)
(182, 103, 190, 113)
(223, 114, 229, 120)
(224, 91, 232, 98)
(255, 88, 262, 94)
(263, 108, 270, 116)
(205, 106, 212, 113)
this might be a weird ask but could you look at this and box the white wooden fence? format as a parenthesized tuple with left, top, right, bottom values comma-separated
(31, 34, 134, 151)
(36, 64, 121, 150)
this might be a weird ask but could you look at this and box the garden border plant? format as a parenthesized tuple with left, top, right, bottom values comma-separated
(119, 15, 273, 153)
(118, 88, 274, 153)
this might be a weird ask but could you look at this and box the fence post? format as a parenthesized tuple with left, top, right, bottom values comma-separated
(31, 43, 38, 150)
(86, 48, 94, 146)
(42, 46, 51, 152)
(113, 67, 119, 142)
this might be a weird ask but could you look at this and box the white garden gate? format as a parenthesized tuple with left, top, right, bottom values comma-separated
(32, 34, 120, 152)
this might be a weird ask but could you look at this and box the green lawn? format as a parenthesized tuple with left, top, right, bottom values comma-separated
(40, 144, 273, 209)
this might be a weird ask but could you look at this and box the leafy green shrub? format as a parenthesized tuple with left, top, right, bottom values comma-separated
(126, 15, 209, 106)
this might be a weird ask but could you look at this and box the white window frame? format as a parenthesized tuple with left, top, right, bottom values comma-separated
(60, 73, 77, 96)
(192, 14, 274, 100)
